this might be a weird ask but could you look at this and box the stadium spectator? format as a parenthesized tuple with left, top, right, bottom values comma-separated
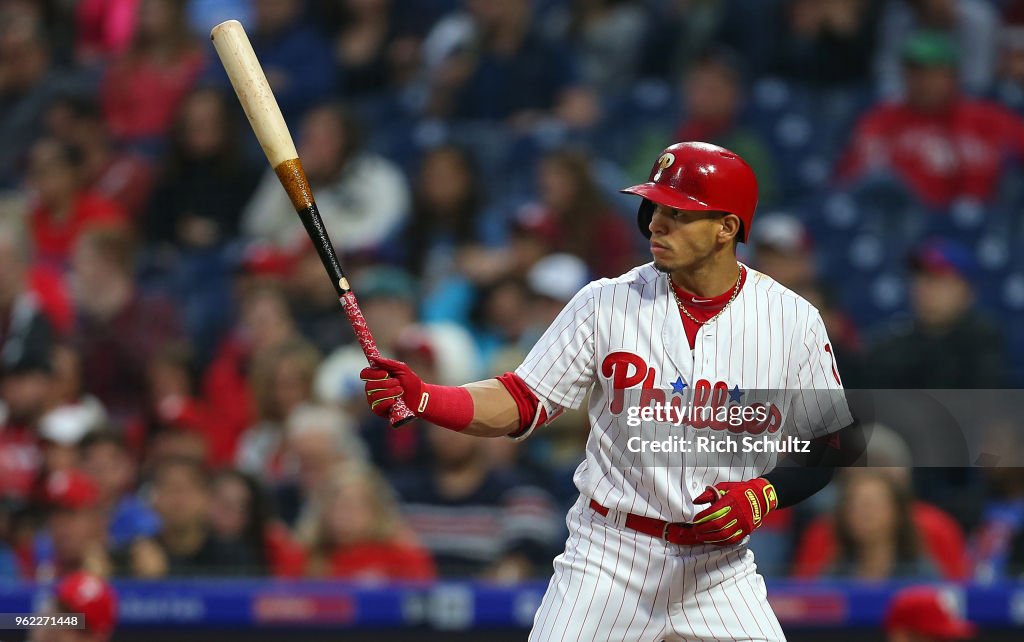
(79, 431, 160, 549)
(867, 240, 1005, 388)
(316, 0, 430, 96)
(205, 469, 268, 575)
(674, 50, 779, 207)
(248, 0, 335, 123)
(141, 427, 208, 476)
(518, 150, 633, 278)
(32, 571, 118, 642)
(209, 468, 306, 577)
(877, 0, 999, 97)
(839, 31, 1024, 208)
(884, 586, 976, 641)
(241, 103, 410, 256)
(829, 469, 939, 580)
(148, 456, 254, 576)
(25, 139, 128, 269)
(199, 284, 299, 461)
(749, 214, 816, 290)
(236, 339, 322, 482)
(0, 220, 71, 338)
(0, 351, 50, 502)
(405, 145, 487, 281)
(144, 87, 259, 251)
(37, 408, 96, 476)
(971, 444, 1024, 581)
(793, 424, 970, 580)
(788, 0, 881, 86)
(545, 0, 648, 93)
(392, 425, 559, 580)
(75, 0, 139, 65)
(300, 462, 435, 581)
(423, 0, 598, 127)
(636, 0, 728, 80)
(140, 343, 220, 462)
(100, 0, 206, 146)
(0, 7, 90, 187)
(38, 345, 108, 458)
(0, 222, 55, 384)
(470, 276, 534, 372)
(33, 470, 108, 580)
(44, 94, 153, 219)
(281, 404, 367, 527)
(72, 229, 183, 428)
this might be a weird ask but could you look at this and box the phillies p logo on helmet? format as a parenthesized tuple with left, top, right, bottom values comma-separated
(653, 153, 675, 181)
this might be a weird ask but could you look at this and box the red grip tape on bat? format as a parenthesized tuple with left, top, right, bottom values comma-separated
(340, 292, 415, 427)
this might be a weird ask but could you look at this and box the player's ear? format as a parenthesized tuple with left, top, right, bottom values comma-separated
(718, 214, 741, 244)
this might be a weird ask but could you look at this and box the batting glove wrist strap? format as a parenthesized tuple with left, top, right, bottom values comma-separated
(691, 478, 778, 546)
(361, 358, 474, 431)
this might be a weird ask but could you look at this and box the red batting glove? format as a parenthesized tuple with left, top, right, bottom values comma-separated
(691, 478, 779, 546)
(360, 358, 474, 431)
(360, 358, 424, 418)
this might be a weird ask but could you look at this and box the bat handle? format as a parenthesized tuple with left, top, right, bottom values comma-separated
(340, 292, 416, 428)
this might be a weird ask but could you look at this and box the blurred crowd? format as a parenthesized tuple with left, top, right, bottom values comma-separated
(2, 0, 1024, 590)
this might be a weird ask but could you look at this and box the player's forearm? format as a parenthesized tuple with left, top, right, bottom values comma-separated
(461, 379, 523, 437)
(762, 421, 866, 509)
(361, 361, 535, 437)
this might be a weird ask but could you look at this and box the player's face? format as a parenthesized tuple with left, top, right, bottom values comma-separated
(648, 204, 734, 272)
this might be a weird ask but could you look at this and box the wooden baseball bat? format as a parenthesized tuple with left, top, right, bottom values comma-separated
(210, 19, 414, 427)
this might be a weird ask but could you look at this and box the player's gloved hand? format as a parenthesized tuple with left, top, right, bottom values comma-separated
(360, 357, 424, 418)
(691, 478, 778, 545)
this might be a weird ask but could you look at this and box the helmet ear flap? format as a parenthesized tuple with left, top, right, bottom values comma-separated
(637, 199, 655, 239)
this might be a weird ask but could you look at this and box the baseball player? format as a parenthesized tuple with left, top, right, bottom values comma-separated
(362, 142, 856, 641)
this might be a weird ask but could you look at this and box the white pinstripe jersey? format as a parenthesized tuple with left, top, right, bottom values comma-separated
(516, 262, 853, 523)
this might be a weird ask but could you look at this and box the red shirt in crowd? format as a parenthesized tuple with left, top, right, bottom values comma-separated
(30, 191, 127, 267)
(0, 425, 41, 502)
(75, 0, 139, 62)
(838, 99, 1024, 208)
(196, 335, 256, 465)
(791, 501, 970, 580)
(324, 542, 436, 582)
(101, 49, 204, 142)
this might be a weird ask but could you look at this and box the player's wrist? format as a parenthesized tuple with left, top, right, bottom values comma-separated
(751, 478, 778, 518)
(415, 383, 475, 432)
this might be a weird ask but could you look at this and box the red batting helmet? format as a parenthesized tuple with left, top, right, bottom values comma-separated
(621, 142, 759, 242)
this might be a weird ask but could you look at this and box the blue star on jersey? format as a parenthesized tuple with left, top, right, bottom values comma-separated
(729, 384, 744, 403)
(671, 376, 688, 395)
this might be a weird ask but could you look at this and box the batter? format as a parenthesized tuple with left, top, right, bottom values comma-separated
(362, 142, 855, 641)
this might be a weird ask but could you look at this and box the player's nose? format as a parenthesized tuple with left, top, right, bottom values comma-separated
(649, 207, 670, 236)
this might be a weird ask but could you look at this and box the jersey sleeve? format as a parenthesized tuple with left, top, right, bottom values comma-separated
(788, 308, 855, 441)
(515, 283, 597, 412)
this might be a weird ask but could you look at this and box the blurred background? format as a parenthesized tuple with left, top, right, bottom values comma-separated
(1, 0, 1024, 640)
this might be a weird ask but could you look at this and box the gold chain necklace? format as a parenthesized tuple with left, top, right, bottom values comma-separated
(669, 264, 744, 327)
